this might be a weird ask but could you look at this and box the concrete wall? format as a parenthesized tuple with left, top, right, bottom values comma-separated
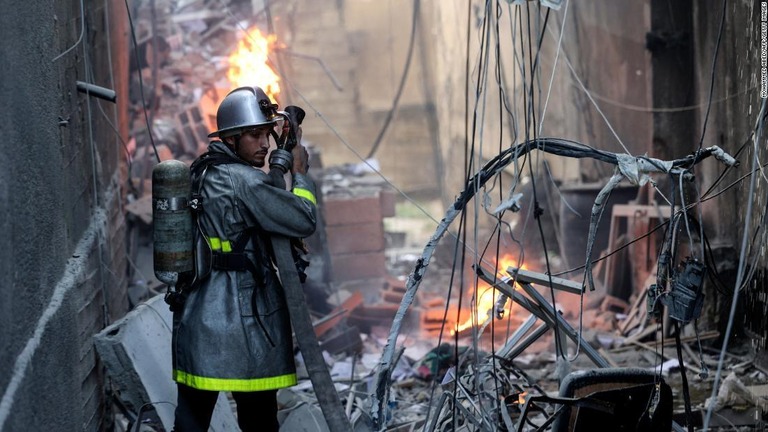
(271, 1, 765, 339)
(691, 1, 767, 343)
(418, 0, 765, 344)
(426, 1, 652, 206)
(0, 0, 129, 430)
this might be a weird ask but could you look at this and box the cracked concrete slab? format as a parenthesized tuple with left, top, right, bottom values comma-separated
(94, 294, 237, 430)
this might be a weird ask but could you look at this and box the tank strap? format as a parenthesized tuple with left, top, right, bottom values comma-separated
(209, 228, 277, 347)
(208, 228, 270, 283)
(190, 150, 249, 204)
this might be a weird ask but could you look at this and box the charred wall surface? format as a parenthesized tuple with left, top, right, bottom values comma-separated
(0, 0, 129, 430)
(693, 0, 768, 352)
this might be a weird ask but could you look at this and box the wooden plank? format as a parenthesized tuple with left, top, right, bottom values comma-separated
(170, 10, 224, 23)
(506, 267, 583, 295)
(598, 348, 621, 368)
(314, 291, 363, 338)
(625, 339, 703, 375)
(603, 205, 672, 300)
(618, 292, 647, 335)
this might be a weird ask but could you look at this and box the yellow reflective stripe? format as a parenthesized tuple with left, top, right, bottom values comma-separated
(208, 237, 221, 251)
(293, 187, 317, 205)
(173, 369, 297, 392)
(221, 240, 232, 253)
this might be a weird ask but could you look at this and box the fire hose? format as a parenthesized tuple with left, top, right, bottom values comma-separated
(268, 106, 352, 432)
(152, 97, 350, 430)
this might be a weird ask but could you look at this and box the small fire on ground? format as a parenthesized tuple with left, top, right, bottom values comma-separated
(227, 25, 281, 101)
(452, 255, 526, 335)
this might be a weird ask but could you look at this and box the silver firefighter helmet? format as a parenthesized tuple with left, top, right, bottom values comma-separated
(207, 86, 278, 138)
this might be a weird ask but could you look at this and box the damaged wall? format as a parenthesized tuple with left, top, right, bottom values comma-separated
(271, 0, 444, 198)
(0, 1, 130, 430)
(692, 0, 768, 349)
(417, 0, 765, 350)
(425, 1, 652, 208)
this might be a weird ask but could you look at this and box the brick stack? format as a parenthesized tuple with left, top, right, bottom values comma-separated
(322, 188, 395, 284)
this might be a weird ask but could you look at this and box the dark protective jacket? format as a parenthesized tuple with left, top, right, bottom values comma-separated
(172, 141, 317, 392)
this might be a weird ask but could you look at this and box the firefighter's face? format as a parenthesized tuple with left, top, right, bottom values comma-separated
(229, 126, 272, 167)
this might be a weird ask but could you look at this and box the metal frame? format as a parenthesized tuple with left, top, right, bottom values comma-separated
(475, 265, 610, 368)
(475, 264, 685, 432)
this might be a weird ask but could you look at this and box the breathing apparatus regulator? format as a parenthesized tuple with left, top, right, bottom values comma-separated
(152, 86, 306, 309)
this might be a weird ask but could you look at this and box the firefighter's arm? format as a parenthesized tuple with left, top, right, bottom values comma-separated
(232, 164, 317, 237)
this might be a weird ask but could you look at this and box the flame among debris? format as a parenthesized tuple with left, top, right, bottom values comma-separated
(227, 26, 281, 101)
(453, 255, 525, 335)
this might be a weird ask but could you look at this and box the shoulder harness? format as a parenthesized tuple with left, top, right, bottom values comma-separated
(189, 150, 278, 345)
(189, 151, 271, 283)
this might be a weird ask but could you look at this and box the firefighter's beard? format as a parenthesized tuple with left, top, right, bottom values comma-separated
(248, 154, 267, 168)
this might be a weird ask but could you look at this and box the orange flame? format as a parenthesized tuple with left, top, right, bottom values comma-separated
(452, 255, 525, 335)
(227, 26, 281, 101)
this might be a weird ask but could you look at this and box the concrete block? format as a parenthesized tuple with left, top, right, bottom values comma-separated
(330, 251, 387, 282)
(326, 222, 384, 254)
(323, 195, 382, 226)
(94, 295, 238, 431)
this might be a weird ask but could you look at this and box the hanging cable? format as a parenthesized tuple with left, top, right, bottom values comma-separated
(79, 9, 113, 328)
(365, 0, 421, 160)
(100, 0, 136, 197)
(538, 0, 569, 133)
(551, 37, 631, 155)
(691, 0, 729, 294)
(703, 98, 767, 431)
(523, 4, 565, 362)
(124, 0, 160, 163)
(696, 0, 728, 153)
(674, 321, 695, 432)
(372, 135, 738, 425)
(51, 0, 85, 62)
(461, 0, 496, 425)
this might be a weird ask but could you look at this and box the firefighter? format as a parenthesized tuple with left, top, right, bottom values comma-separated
(171, 86, 316, 431)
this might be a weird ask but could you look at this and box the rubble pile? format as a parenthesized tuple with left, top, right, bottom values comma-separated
(279, 303, 767, 431)
(115, 2, 767, 432)
(127, 0, 253, 174)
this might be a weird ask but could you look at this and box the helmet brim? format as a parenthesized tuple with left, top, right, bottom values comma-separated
(207, 121, 276, 139)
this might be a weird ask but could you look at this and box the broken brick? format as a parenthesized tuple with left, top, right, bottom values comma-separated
(323, 195, 382, 226)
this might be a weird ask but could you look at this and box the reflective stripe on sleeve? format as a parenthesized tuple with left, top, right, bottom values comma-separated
(292, 187, 317, 205)
(173, 369, 297, 392)
(208, 237, 221, 251)
(221, 240, 232, 253)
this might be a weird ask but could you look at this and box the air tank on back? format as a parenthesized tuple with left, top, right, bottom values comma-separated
(152, 159, 194, 287)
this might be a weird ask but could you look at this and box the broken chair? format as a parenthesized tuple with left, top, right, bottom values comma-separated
(517, 368, 673, 432)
